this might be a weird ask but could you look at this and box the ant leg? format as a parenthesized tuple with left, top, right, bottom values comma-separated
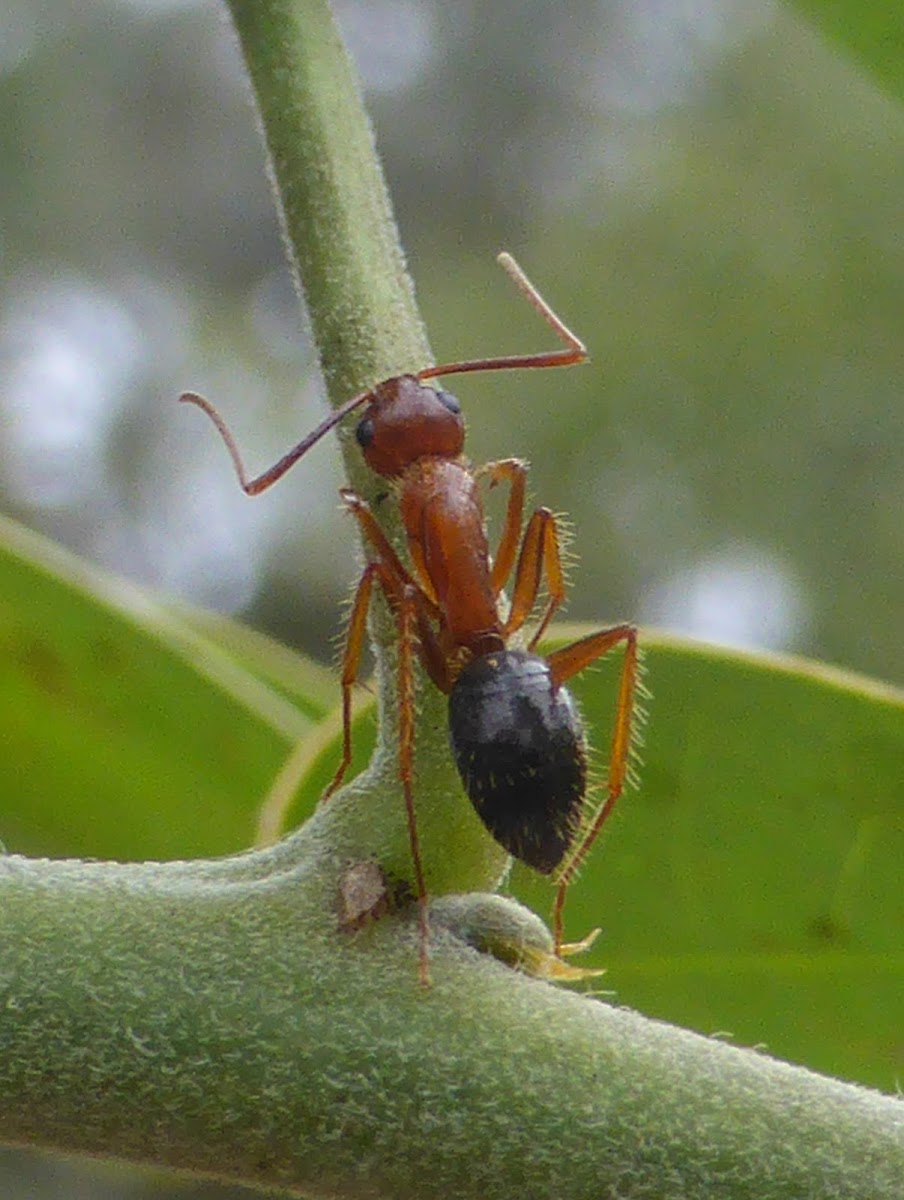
(325, 487, 437, 796)
(547, 624, 639, 953)
(412, 601, 455, 694)
(340, 488, 450, 692)
(325, 491, 439, 800)
(321, 561, 385, 802)
(339, 489, 440, 617)
(502, 507, 566, 646)
(397, 585, 431, 986)
(477, 458, 528, 596)
(323, 557, 433, 981)
(337, 491, 435, 981)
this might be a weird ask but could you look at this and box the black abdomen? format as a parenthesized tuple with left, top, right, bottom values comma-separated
(448, 650, 587, 874)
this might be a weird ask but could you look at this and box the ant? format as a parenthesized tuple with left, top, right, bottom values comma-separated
(181, 253, 638, 984)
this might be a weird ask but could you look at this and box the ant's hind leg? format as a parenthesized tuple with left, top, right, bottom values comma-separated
(546, 624, 639, 953)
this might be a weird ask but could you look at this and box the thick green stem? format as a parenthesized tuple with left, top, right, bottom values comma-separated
(1, 854, 902, 1199)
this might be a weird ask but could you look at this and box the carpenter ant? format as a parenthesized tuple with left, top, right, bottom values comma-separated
(181, 254, 638, 983)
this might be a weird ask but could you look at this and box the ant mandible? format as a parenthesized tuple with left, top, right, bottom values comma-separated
(181, 254, 638, 984)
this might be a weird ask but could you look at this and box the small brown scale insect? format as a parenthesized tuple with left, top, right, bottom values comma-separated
(182, 254, 638, 983)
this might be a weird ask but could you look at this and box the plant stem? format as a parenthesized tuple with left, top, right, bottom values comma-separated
(226, 0, 508, 894)
(1, 855, 902, 1199)
(229, 0, 428, 442)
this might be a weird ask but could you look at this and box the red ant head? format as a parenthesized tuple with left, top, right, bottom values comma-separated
(354, 374, 465, 478)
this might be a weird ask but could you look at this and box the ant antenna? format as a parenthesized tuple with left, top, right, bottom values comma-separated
(418, 251, 587, 383)
(178, 387, 372, 496)
(180, 252, 586, 496)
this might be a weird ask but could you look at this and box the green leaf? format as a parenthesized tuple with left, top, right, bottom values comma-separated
(513, 630, 904, 1094)
(0, 514, 331, 860)
(791, 1, 904, 101)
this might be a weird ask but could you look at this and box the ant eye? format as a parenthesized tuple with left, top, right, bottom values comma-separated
(436, 390, 461, 415)
(356, 417, 375, 448)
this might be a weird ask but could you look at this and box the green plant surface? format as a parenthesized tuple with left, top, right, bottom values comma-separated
(9, 482, 897, 1095)
(2, 842, 901, 1200)
(0, 513, 330, 860)
(168, 599, 337, 715)
(791, 0, 904, 100)
(263, 626, 904, 1095)
(2, 0, 903, 1195)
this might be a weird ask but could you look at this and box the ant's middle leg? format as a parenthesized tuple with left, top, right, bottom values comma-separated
(396, 584, 431, 985)
(339, 489, 449, 693)
(321, 559, 393, 802)
(322, 554, 433, 982)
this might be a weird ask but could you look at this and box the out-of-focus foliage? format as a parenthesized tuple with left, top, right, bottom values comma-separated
(1, 0, 902, 1196)
(1, 0, 902, 686)
(790, 0, 904, 101)
(0, 515, 333, 859)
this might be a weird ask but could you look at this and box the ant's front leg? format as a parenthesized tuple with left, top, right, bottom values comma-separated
(478, 459, 569, 646)
(324, 490, 427, 803)
(477, 458, 528, 595)
(502, 507, 567, 648)
(338, 488, 424, 597)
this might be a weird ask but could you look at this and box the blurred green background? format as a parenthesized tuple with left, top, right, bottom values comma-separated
(0, 0, 901, 1196)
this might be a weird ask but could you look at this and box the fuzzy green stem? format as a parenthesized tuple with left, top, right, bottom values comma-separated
(225, 0, 507, 892)
(0, 854, 901, 1198)
(230, 0, 428, 409)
